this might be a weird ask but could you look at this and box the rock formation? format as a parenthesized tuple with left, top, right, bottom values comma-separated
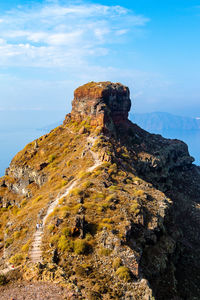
(68, 81, 131, 129)
(0, 81, 200, 299)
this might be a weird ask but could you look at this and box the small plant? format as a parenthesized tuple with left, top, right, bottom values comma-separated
(9, 253, 24, 266)
(62, 226, 72, 237)
(112, 258, 122, 270)
(92, 193, 104, 200)
(48, 154, 56, 163)
(102, 218, 112, 224)
(50, 234, 59, 246)
(116, 266, 131, 282)
(122, 153, 130, 159)
(48, 224, 55, 233)
(78, 171, 91, 179)
(58, 235, 73, 252)
(66, 160, 72, 167)
(21, 240, 31, 252)
(99, 247, 112, 256)
(130, 200, 140, 215)
(5, 238, 13, 248)
(74, 239, 89, 255)
(108, 185, 118, 192)
(97, 202, 110, 213)
(105, 194, 116, 202)
(61, 180, 67, 187)
(70, 188, 83, 197)
(33, 195, 42, 204)
(82, 181, 93, 189)
(134, 189, 145, 198)
(13, 231, 21, 239)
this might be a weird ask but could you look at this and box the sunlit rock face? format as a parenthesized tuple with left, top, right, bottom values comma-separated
(70, 81, 131, 128)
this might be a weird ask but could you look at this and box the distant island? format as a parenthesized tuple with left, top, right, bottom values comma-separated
(130, 111, 200, 131)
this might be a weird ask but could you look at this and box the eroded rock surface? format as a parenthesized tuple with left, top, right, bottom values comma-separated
(68, 81, 131, 129)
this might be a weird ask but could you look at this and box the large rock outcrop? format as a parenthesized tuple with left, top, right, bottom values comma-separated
(69, 81, 131, 129)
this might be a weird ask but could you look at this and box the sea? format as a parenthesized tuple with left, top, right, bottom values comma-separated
(0, 110, 65, 177)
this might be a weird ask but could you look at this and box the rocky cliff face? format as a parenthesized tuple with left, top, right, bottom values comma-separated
(68, 81, 131, 130)
(0, 82, 200, 300)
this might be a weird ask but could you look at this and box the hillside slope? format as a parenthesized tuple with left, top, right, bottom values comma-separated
(0, 82, 200, 299)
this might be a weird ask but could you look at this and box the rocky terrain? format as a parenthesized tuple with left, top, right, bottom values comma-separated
(0, 81, 200, 299)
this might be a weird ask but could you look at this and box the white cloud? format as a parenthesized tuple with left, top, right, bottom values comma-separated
(0, 1, 149, 68)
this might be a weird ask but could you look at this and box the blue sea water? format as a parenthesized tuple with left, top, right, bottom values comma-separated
(0, 127, 199, 177)
(0, 110, 65, 177)
(0, 128, 47, 177)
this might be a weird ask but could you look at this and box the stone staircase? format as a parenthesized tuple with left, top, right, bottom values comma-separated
(30, 229, 43, 263)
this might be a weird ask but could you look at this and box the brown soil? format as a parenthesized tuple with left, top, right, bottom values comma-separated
(0, 282, 77, 300)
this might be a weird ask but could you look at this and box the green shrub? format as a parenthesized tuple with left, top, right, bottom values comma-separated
(78, 171, 91, 179)
(49, 234, 59, 246)
(130, 200, 140, 215)
(61, 180, 67, 187)
(112, 258, 122, 270)
(21, 240, 31, 252)
(133, 189, 144, 197)
(122, 153, 130, 159)
(92, 193, 104, 200)
(105, 194, 116, 202)
(97, 202, 110, 213)
(48, 224, 55, 233)
(102, 218, 112, 224)
(62, 226, 72, 237)
(33, 195, 42, 204)
(66, 160, 72, 167)
(74, 239, 89, 255)
(108, 185, 118, 192)
(97, 222, 112, 230)
(99, 247, 112, 256)
(82, 181, 93, 189)
(9, 253, 24, 266)
(13, 231, 21, 239)
(116, 266, 131, 282)
(48, 154, 56, 163)
(58, 235, 73, 252)
(69, 188, 83, 197)
(5, 238, 13, 248)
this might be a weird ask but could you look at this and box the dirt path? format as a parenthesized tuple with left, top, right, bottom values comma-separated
(0, 282, 78, 300)
(29, 135, 101, 263)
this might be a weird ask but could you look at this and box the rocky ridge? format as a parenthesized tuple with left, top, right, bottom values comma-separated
(0, 82, 200, 299)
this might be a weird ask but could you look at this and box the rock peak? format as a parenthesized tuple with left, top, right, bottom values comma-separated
(70, 81, 131, 128)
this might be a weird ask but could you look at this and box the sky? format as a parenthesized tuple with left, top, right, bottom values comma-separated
(0, 0, 200, 120)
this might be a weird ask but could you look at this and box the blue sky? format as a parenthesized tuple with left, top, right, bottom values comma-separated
(0, 0, 200, 118)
